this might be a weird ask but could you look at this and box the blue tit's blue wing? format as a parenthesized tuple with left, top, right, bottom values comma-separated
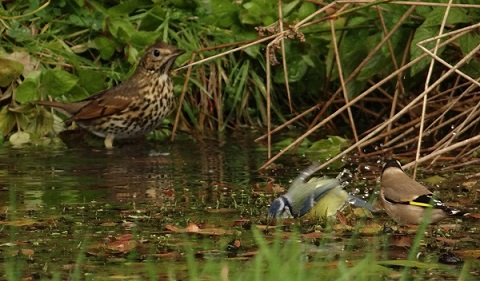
(268, 195, 295, 218)
(347, 194, 378, 213)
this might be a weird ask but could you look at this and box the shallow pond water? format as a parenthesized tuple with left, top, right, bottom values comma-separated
(0, 133, 479, 280)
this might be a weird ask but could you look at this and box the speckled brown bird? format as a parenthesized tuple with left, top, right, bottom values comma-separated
(36, 42, 184, 148)
(380, 159, 468, 225)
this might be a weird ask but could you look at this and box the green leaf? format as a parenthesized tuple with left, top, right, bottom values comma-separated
(273, 55, 309, 83)
(410, 26, 441, 77)
(267, 137, 312, 153)
(199, 0, 239, 28)
(0, 58, 24, 87)
(459, 60, 480, 79)
(107, 0, 139, 17)
(410, 7, 471, 76)
(27, 107, 54, 136)
(306, 136, 349, 164)
(456, 33, 480, 57)
(296, 2, 316, 20)
(130, 31, 158, 47)
(0, 106, 16, 136)
(93, 37, 117, 60)
(6, 22, 31, 42)
(9, 131, 30, 146)
(282, 0, 300, 18)
(41, 69, 79, 97)
(15, 79, 39, 104)
(240, 0, 275, 26)
(423, 8, 471, 27)
(78, 68, 106, 94)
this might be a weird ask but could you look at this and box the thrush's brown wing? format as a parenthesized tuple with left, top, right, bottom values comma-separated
(34, 100, 89, 116)
(69, 78, 142, 121)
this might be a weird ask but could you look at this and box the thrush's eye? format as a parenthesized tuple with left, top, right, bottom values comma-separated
(153, 49, 161, 57)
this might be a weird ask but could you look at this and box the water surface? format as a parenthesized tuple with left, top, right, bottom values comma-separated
(0, 134, 478, 280)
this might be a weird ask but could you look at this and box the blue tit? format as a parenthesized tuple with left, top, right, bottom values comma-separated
(268, 163, 376, 219)
(380, 159, 469, 225)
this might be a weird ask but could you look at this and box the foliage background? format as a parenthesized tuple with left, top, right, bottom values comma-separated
(1, 0, 480, 165)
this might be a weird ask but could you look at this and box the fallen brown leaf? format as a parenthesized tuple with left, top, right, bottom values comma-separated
(436, 237, 460, 244)
(153, 252, 182, 260)
(454, 249, 480, 259)
(185, 223, 201, 232)
(165, 223, 233, 236)
(207, 208, 237, 214)
(359, 223, 383, 235)
(107, 240, 138, 253)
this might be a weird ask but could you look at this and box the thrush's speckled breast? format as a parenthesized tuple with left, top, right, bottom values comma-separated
(36, 42, 184, 148)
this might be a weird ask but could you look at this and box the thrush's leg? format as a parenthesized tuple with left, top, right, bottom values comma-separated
(104, 134, 114, 149)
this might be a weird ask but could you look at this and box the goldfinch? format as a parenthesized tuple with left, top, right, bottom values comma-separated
(380, 159, 468, 225)
(268, 163, 376, 219)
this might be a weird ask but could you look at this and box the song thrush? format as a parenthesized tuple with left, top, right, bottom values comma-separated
(36, 42, 184, 148)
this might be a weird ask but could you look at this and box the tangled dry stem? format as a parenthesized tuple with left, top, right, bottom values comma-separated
(173, 0, 480, 172)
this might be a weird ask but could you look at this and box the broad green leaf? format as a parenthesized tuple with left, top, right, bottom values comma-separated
(107, 0, 140, 17)
(265, 137, 312, 153)
(273, 55, 309, 83)
(41, 69, 79, 97)
(307, 136, 349, 166)
(282, 0, 300, 18)
(459, 60, 480, 79)
(240, 1, 275, 26)
(15, 79, 39, 104)
(63, 85, 91, 102)
(410, 26, 441, 77)
(0, 58, 24, 87)
(0, 106, 16, 136)
(131, 31, 158, 47)
(169, 0, 197, 9)
(199, 0, 239, 28)
(108, 18, 136, 40)
(6, 22, 31, 42)
(93, 37, 116, 60)
(27, 107, 54, 136)
(423, 8, 471, 27)
(9, 131, 30, 146)
(410, 7, 470, 76)
(296, 2, 315, 20)
(456, 33, 480, 57)
(78, 68, 106, 94)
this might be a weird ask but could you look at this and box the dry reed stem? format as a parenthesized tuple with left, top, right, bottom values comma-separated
(403, 134, 480, 170)
(254, 105, 320, 142)
(412, 0, 453, 177)
(169, 0, 480, 170)
(417, 39, 480, 166)
(259, 3, 437, 169)
(258, 46, 435, 170)
(261, 1, 415, 158)
(266, 43, 272, 159)
(299, 35, 478, 173)
(277, 0, 293, 113)
(172, 52, 197, 140)
(330, 20, 361, 154)
(337, 1, 480, 9)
